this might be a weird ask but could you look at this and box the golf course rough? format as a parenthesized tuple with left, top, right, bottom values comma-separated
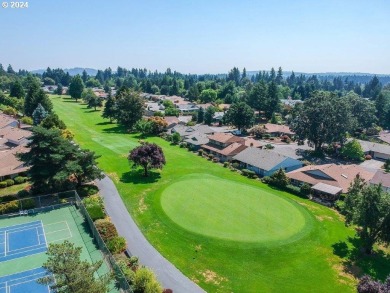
(161, 174, 312, 244)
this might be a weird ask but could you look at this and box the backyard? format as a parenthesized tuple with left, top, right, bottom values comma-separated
(51, 95, 390, 292)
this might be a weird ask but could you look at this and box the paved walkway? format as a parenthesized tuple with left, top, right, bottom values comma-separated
(96, 176, 205, 293)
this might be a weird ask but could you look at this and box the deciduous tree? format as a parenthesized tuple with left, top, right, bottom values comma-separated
(128, 143, 166, 177)
(224, 102, 255, 131)
(343, 177, 390, 254)
(69, 75, 85, 102)
(115, 88, 144, 130)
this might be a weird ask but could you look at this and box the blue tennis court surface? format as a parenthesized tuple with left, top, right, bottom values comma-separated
(0, 267, 52, 293)
(0, 221, 47, 262)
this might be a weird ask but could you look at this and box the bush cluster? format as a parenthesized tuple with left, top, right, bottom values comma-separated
(83, 195, 105, 221)
(0, 177, 28, 188)
(242, 169, 257, 178)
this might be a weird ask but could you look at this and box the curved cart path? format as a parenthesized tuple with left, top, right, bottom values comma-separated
(96, 175, 205, 293)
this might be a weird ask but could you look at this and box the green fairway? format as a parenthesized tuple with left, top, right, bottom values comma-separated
(161, 174, 310, 243)
(50, 95, 390, 292)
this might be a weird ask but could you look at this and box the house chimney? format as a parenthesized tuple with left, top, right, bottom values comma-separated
(17, 120, 21, 129)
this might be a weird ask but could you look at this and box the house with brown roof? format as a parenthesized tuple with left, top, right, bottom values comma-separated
(0, 127, 32, 146)
(201, 133, 247, 162)
(264, 123, 295, 137)
(287, 164, 376, 201)
(0, 145, 29, 180)
(163, 116, 180, 129)
(369, 170, 390, 192)
(0, 113, 19, 129)
(0, 117, 32, 180)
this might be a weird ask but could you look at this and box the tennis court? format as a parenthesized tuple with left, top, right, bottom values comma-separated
(0, 205, 118, 293)
(0, 267, 52, 293)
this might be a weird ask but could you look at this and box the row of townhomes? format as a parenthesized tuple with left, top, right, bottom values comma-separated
(0, 113, 31, 181)
(152, 94, 390, 206)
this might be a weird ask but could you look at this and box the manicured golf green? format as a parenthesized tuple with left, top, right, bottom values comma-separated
(161, 175, 309, 242)
(50, 95, 390, 293)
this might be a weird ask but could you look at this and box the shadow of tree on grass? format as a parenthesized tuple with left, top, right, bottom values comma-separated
(332, 236, 390, 281)
(120, 169, 161, 185)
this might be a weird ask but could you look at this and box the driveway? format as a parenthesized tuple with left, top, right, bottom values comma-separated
(96, 175, 205, 293)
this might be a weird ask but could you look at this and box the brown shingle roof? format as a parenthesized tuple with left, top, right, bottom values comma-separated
(370, 170, 390, 188)
(202, 142, 247, 157)
(264, 123, 295, 135)
(207, 133, 244, 144)
(0, 127, 32, 144)
(0, 145, 30, 177)
(287, 164, 375, 193)
(0, 114, 17, 129)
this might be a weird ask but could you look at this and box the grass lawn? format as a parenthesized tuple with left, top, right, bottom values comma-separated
(51, 95, 390, 292)
(0, 183, 28, 197)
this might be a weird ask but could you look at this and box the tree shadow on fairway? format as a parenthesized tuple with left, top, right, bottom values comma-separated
(95, 121, 113, 126)
(101, 125, 128, 134)
(121, 169, 161, 184)
(332, 236, 390, 280)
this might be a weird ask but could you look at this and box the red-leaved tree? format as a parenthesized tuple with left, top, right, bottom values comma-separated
(128, 143, 166, 177)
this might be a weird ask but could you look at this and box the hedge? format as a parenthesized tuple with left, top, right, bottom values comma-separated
(5, 179, 14, 187)
(95, 218, 118, 242)
(0, 200, 19, 214)
(107, 236, 127, 254)
(242, 169, 257, 178)
(86, 205, 105, 221)
(0, 182, 7, 188)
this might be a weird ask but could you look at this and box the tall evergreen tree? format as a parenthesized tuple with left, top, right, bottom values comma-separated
(38, 241, 111, 293)
(204, 106, 215, 125)
(197, 106, 204, 123)
(9, 80, 25, 98)
(276, 67, 283, 84)
(102, 93, 116, 123)
(24, 77, 53, 116)
(32, 103, 48, 125)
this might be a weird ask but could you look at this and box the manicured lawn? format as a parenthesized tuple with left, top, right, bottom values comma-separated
(0, 183, 28, 197)
(161, 174, 311, 243)
(51, 95, 389, 292)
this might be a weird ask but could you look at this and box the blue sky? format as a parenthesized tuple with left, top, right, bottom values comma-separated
(0, 0, 389, 74)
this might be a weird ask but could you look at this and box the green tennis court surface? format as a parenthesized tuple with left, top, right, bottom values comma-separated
(0, 206, 118, 293)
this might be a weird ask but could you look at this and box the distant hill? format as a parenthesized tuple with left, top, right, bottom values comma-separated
(31, 67, 98, 76)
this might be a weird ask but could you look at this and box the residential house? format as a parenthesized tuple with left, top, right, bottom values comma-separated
(145, 102, 165, 116)
(0, 127, 32, 146)
(378, 130, 390, 145)
(233, 148, 303, 177)
(202, 133, 247, 162)
(0, 113, 19, 129)
(357, 139, 390, 161)
(287, 164, 376, 201)
(184, 133, 209, 150)
(164, 116, 180, 129)
(281, 98, 303, 107)
(244, 137, 264, 148)
(0, 117, 32, 180)
(213, 112, 225, 123)
(177, 103, 199, 114)
(0, 145, 29, 180)
(264, 123, 295, 137)
(369, 170, 390, 192)
(169, 124, 214, 138)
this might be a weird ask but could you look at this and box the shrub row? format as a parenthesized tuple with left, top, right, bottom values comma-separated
(0, 177, 28, 189)
(242, 169, 257, 178)
(82, 193, 164, 291)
